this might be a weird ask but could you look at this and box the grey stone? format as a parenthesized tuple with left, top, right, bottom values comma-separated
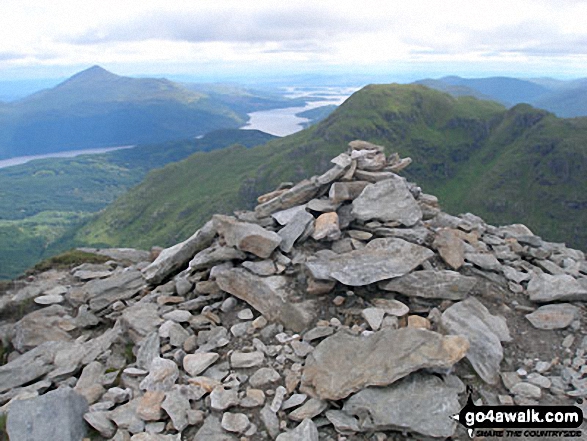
(464, 252, 502, 272)
(189, 245, 246, 271)
(84, 411, 117, 438)
(525, 304, 580, 330)
(373, 226, 431, 245)
(74, 361, 106, 404)
(511, 382, 542, 399)
(242, 259, 278, 276)
(255, 178, 321, 218)
(370, 298, 409, 317)
(161, 388, 190, 431)
(213, 214, 282, 258)
(260, 404, 280, 439)
(272, 204, 308, 226)
(215, 268, 315, 333)
(278, 210, 314, 253)
(379, 270, 477, 300)
(0, 341, 70, 393)
(329, 181, 370, 203)
(33, 294, 64, 305)
(210, 386, 240, 410)
(231, 351, 265, 368)
(441, 297, 511, 384)
(527, 273, 587, 302)
(136, 332, 161, 370)
(305, 238, 433, 286)
(502, 265, 531, 284)
(162, 310, 192, 323)
(301, 328, 468, 400)
(353, 169, 395, 182)
(193, 415, 237, 441)
(351, 176, 422, 226)
(121, 303, 163, 342)
(183, 353, 219, 377)
(288, 398, 327, 421)
(325, 410, 361, 433)
(276, 418, 319, 441)
(12, 305, 72, 352)
(281, 394, 307, 411)
(110, 400, 146, 434)
(361, 308, 386, 331)
(7, 387, 89, 441)
(69, 268, 145, 311)
(307, 198, 339, 213)
(142, 220, 216, 285)
(140, 357, 179, 392)
(221, 412, 250, 433)
(303, 326, 334, 342)
(341, 373, 460, 438)
(249, 367, 281, 388)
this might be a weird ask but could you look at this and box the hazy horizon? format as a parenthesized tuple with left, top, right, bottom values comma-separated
(1, 0, 586, 84)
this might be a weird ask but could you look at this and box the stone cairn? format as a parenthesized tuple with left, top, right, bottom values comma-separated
(0, 140, 586, 440)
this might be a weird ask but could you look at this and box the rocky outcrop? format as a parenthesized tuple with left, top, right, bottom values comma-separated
(1, 140, 586, 440)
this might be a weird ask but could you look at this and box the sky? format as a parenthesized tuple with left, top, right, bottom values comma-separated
(1, 0, 587, 82)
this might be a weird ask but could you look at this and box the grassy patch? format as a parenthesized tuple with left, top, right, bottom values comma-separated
(28, 249, 111, 274)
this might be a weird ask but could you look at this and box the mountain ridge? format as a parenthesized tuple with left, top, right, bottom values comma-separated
(72, 84, 587, 254)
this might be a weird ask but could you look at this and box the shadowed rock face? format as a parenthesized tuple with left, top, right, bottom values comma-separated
(2, 140, 586, 440)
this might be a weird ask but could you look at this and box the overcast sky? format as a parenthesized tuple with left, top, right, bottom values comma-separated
(1, 0, 587, 81)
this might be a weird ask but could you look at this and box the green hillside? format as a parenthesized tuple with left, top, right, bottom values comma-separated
(74, 84, 587, 254)
(0, 130, 275, 279)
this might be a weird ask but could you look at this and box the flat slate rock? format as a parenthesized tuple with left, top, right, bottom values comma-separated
(276, 418, 319, 441)
(527, 273, 587, 302)
(351, 175, 422, 226)
(305, 237, 433, 286)
(433, 228, 465, 270)
(301, 327, 468, 400)
(215, 268, 315, 333)
(7, 387, 88, 441)
(193, 416, 238, 441)
(441, 297, 511, 385)
(525, 303, 580, 329)
(341, 373, 460, 438)
(379, 270, 477, 300)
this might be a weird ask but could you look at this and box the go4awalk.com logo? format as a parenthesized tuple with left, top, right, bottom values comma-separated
(452, 394, 584, 438)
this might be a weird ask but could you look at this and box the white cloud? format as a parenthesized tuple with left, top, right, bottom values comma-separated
(1, 0, 587, 78)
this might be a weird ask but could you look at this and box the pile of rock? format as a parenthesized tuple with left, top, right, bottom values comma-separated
(0, 140, 586, 440)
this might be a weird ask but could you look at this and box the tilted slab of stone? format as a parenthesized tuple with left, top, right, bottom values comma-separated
(12, 305, 72, 352)
(440, 297, 511, 385)
(215, 268, 316, 333)
(433, 228, 465, 270)
(189, 245, 247, 271)
(213, 215, 282, 259)
(7, 387, 88, 441)
(351, 175, 422, 226)
(68, 268, 145, 311)
(0, 341, 70, 393)
(527, 273, 587, 302)
(379, 270, 477, 300)
(255, 179, 322, 218)
(278, 209, 314, 253)
(301, 327, 468, 400)
(340, 373, 460, 439)
(304, 238, 434, 286)
(525, 303, 580, 330)
(142, 220, 216, 285)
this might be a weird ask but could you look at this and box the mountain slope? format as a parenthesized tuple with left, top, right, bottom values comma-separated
(0, 129, 276, 279)
(0, 67, 295, 159)
(418, 75, 587, 118)
(74, 84, 587, 253)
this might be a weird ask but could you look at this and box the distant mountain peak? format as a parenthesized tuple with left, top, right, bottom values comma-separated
(66, 65, 119, 82)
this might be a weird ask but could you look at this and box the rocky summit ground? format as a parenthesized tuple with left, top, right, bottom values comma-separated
(0, 140, 586, 441)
